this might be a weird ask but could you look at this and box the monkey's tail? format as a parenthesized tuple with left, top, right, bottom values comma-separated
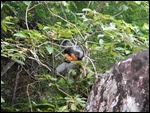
(81, 65, 86, 77)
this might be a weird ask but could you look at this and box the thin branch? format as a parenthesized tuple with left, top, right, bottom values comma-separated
(12, 66, 22, 107)
(56, 73, 73, 89)
(60, 2, 68, 20)
(25, 2, 31, 30)
(1, 61, 15, 77)
(44, 2, 85, 41)
(28, 2, 43, 11)
(22, 66, 37, 81)
(87, 1, 92, 8)
(113, 9, 125, 17)
(96, 1, 107, 12)
(26, 81, 41, 112)
(27, 83, 33, 112)
(27, 56, 51, 72)
(85, 1, 92, 15)
(56, 84, 72, 98)
(85, 56, 98, 78)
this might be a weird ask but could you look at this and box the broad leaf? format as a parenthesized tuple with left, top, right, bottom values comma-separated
(23, 1, 31, 6)
(13, 33, 26, 38)
(45, 45, 53, 54)
(71, 104, 76, 111)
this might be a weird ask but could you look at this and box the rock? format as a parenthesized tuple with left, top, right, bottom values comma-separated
(84, 49, 149, 112)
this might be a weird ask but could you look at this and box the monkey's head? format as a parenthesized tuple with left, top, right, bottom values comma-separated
(60, 39, 72, 49)
(60, 39, 84, 61)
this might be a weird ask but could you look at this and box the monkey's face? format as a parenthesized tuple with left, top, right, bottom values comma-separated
(64, 46, 83, 61)
(60, 39, 84, 61)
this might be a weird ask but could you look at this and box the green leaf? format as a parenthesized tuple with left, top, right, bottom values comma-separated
(45, 45, 53, 54)
(102, 23, 116, 30)
(15, 59, 25, 65)
(32, 101, 37, 105)
(13, 33, 26, 38)
(125, 50, 131, 54)
(87, 72, 94, 78)
(71, 104, 76, 111)
(134, 1, 142, 5)
(1, 81, 4, 85)
(58, 78, 67, 87)
(56, 22, 61, 25)
(1, 97, 5, 103)
(99, 39, 104, 47)
(82, 8, 92, 12)
(1, 23, 7, 32)
(62, 1, 68, 6)
(68, 78, 74, 85)
(33, 103, 55, 108)
(1, 54, 7, 57)
(1, 3, 3, 9)
(43, 26, 50, 30)
(5, 21, 14, 25)
(115, 47, 124, 51)
(23, 1, 31, 6)
(59, 105, 68, 112)
(142, 23, 149, 30)
(11, 56, 25, 65)
(49, 76, 57, 81)
(122, 4, 128, 11)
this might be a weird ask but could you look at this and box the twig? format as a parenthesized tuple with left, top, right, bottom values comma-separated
(27, 83, 33, 112)
(96, 1, 107, 12)
(28, 2, 43, 11)
(85, 56, 98, 78)
(25, 1, 31, 30)
(87, 1, 92, 8)
(12, 66, 22, 107)
(60, 2, 67, 20)
(89, 30, 102, 38)
(22, 66, 37, 81)
(44, 2, 85, 41)
(56, 73, 72, 88)
(1, 61, 15, 77)
(26, 81, 41, 112)
(27, 56, 51, 72)
(113, 9, 125, 17)
(56, 84, 72, 98)
(85, 1, 92, 15)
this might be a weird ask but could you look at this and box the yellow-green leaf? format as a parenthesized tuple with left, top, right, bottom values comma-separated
(71, 104, 76, 110)
(45, 45, 53, 54)
(13, 33, 26, 38)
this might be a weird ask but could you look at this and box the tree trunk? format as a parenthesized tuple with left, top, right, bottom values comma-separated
(84, 49, 149, 112)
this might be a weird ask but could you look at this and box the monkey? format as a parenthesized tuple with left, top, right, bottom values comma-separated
(55, 39, 86, 77)
(60, 39, 84, 61)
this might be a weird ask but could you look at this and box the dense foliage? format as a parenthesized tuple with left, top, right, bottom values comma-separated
(1, 1, 149, 112)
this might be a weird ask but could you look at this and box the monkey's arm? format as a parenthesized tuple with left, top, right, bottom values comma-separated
(64, 53, 77, 61)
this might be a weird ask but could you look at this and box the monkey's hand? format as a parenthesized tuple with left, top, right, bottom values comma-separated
(64, 53, 77, 61)
(72, 61, 86, 77)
